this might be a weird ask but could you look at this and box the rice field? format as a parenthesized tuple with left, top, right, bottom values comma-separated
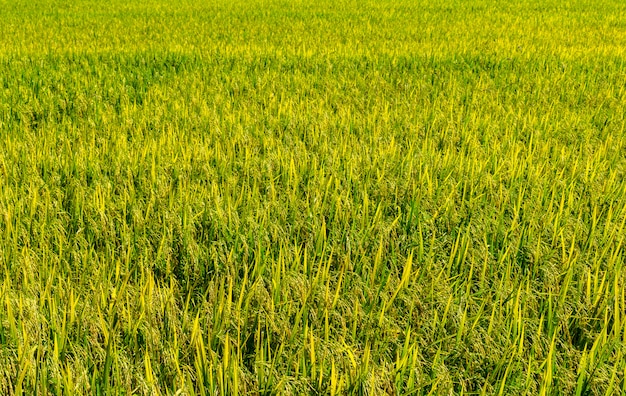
(1, 0, 626, 394)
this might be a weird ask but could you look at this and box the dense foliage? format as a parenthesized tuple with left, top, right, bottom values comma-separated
(1, 0, 625, 394)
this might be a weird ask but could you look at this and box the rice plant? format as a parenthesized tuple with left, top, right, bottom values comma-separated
(0, 0, 625, 394)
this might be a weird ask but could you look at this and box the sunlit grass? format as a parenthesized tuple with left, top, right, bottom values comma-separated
(1, 0, 625, 394)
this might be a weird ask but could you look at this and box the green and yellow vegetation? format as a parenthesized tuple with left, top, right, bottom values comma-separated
(1, 0, 625, 394)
